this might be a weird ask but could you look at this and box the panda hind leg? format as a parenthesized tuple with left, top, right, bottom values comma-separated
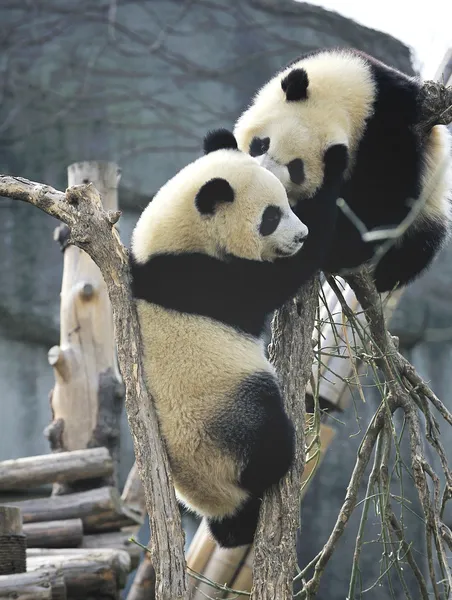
(372, 221, 447, 293)
(206, 372, 295, 548)
(207, 496, 261, 548)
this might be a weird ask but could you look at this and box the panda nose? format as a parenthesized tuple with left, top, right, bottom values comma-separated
(295, 232, 308, 244)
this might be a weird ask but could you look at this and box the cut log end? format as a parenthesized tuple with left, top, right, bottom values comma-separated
(48, 346, 64, 368)
(0, 507, 26, 576)
(47, 347, 70, 382)
(0, 507, 23, 535)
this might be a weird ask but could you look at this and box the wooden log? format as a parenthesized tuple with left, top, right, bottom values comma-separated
(126, 550, 155, 600)
(121, 462, 146, 523)
(46, 161, 124, 495)
(0, 567, 66, 600)
(0, 507, 26, 575)
(81, 529, 142, 569)
(23, 519, 83, 548)
(0, 584, 52, 599)
(82, 513, 140, 534)
(3, 487, 136, 533)
(27, 548, 131, 599)
(186, 520, 216, 594)
(226, 548, 253, 599)
(191, 545, 248, 600)
(0, 448, 113, 491)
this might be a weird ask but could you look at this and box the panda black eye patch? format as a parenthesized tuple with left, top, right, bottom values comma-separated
(287, 159, 305, 185)
(249, 136, 270, 157)
(260, 205, 282, 236)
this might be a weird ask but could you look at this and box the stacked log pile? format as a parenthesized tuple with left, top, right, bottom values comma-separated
(0, 447, 143, 599)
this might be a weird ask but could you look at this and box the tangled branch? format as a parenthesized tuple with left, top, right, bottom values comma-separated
(347, 270, 452, 595)
(294, 270, 452, 599)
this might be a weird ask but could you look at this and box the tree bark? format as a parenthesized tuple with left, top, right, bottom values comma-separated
(251, 281, 319, 600)
(0, 176, 188, 599)
(46, 161, 124, 494)
(0, 448, 113, 491)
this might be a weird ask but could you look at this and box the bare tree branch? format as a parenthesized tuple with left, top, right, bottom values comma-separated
(0, 175, 188, 600)
(346, 270, 452, 598)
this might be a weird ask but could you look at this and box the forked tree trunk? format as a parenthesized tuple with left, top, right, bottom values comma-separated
(46, 162, 125, 494)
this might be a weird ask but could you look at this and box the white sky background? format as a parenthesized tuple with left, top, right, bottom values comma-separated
(303, 0, 452, 78)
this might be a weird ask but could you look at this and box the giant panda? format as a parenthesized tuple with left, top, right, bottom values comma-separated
(129, 128, 348, 547)
(234, 47, 452, 292)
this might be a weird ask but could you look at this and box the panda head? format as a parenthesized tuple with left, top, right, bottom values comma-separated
(131, 129, 308, 264)
(233, 49, 375, 204)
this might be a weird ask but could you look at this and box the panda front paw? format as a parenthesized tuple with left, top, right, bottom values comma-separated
(323, 144, 349, 184)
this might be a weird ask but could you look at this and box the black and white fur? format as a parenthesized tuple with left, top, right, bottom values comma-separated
(234, 48, 452, 292)
(130, 129, 348, 547)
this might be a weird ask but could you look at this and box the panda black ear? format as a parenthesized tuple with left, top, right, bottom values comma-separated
(281, 68, 309, 101)
(195, 178, 235, 215)
(203, 129, 238, 154)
